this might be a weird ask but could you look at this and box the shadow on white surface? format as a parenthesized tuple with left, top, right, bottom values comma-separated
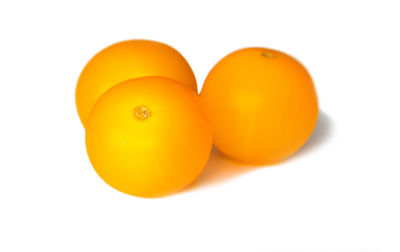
(288, 111, 333, 160)
(183, 111, 333, 192)
(183, 147, 258, 191)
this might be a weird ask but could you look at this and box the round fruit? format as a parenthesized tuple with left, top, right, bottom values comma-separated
(85, 77, 212, 197)
(200, 47, 318, 164)
(76, 39, 197, 126)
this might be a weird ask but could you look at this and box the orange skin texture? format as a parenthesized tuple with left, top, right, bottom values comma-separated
(200, 48, 318, 164)
(85, 77, 212, 198)
(76, 40, 197, 127)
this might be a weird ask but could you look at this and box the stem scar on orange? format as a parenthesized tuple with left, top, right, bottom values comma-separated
(75, 39, 197, 127)
(85, 77, 212, 198)
(200, 48, 318, 164)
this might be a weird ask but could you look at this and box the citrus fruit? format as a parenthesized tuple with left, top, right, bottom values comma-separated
(85, 77, 212, 197)
(76, 39, 197, 127)
(200, 48, 318, 164)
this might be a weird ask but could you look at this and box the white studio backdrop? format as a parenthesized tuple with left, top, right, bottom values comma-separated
(0, 1, 399, 251)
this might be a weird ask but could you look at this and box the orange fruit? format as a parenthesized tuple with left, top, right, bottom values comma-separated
(200, 48, 318, 164)
(85, 77, 212, 197)
(75, 39, 197, 127)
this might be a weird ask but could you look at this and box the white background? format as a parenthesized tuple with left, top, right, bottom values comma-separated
(1, 1, 399, 251)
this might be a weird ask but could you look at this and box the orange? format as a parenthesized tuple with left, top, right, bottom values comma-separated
(75, 39, 197, 127)
(85, 77, 212, 197)
(200, 48, 318, 164)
